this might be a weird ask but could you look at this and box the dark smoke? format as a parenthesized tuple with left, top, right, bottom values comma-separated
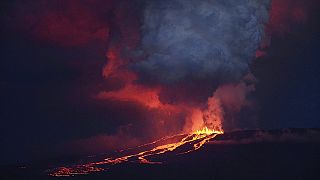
(132, 0, 270, 85)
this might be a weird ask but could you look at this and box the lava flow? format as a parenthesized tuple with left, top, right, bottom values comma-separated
(49, 127, 223, 177)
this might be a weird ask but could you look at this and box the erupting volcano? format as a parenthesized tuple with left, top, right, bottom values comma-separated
(49, 127, 223, 176)
(47, 0, 270, 176)
(2, 0, 319, 179)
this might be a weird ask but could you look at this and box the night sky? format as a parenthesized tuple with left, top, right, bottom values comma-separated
(1, 0, 320, 165)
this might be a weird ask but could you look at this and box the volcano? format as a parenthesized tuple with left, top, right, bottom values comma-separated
(2, 128, 320, 180)
(1, 0, 320, 180)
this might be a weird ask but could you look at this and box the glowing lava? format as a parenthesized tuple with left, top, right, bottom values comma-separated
(49, 127, 223, 177)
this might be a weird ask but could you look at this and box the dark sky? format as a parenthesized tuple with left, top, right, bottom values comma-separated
(1, 0, 320, 165)
(253, 1, 320, 129)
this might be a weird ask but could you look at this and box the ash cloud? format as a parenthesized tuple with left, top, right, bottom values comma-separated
(132, 0, 270, 85)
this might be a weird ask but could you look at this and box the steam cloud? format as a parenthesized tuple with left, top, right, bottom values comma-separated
(133, 0, 270, 85)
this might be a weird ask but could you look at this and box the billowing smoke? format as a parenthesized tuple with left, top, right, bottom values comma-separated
(99, 0, 272, 135)
(132, 0, 270, 86)
(3, 0, 318, 164)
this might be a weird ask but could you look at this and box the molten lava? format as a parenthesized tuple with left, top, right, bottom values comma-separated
(49, 127, 223, 177)
(48, 18, 226, 176)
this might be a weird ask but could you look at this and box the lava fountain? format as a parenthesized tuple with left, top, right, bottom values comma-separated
(49, 0, 270, 176)
(49, 127, 223, 177)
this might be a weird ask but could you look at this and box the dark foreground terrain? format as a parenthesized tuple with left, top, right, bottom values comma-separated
(2, 128, 320, 180)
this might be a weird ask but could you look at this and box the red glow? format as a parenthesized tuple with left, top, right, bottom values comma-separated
(255, 50, 267, 58)
(256, 0, 315, 59)
(267, 0, 312, 36)
(10, 0, 259, 152)
(14, 0, 113, 46)
(98, 84, 162, 109)
(99, 42, 225, 135)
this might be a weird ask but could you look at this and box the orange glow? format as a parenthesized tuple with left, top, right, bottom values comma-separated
(100, 48, 165, 109)
(98, 84, 162, 108)
(49, 25, 226, 177)
(195, 126, 223, 135)
(49, 126, 223, 177)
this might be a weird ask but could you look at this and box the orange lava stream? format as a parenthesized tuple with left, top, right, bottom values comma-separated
(49, 127, 223, 177)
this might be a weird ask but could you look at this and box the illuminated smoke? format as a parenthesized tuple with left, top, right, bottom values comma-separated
(132, 0, 270, 85)
(267, 0, 313, 36)
(100, 0, 271, 136)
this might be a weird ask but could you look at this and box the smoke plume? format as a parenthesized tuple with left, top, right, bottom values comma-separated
(100, 0, 272, 134)
(132, 0, 270, 86)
